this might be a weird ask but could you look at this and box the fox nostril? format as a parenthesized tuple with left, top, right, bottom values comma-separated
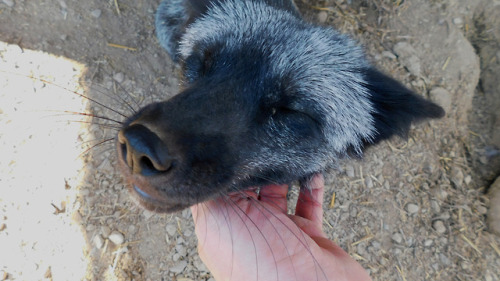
(118, 124, 173, 176)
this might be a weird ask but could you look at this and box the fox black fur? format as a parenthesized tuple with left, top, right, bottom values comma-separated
(116, 0, 445, 212)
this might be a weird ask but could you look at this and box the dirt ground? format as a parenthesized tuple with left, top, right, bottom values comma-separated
(1, 0, 500, 280)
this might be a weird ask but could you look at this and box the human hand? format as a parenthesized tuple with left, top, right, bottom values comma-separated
(190, 174, 372, 281)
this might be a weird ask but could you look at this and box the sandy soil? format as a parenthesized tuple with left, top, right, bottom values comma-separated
(1, 0, 499, 280)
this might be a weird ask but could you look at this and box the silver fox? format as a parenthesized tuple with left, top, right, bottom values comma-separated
(116, 0, 444, 212)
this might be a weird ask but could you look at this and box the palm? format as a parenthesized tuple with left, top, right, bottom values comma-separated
(191, 174, 372, 281)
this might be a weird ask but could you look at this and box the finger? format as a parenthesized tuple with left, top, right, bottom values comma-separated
(289, 215, 326, 238)
(258, 183, 289, 213)
(295, 173, 324, 227)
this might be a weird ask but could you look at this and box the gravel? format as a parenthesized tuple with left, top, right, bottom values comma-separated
(2, 0, 14, 7)
(433, 220, 446, 234)
(406, 203, 420, 214)
(90, 9, 102, 18)
(166, 224, 177, 237)
(429, 87, 452, 113)
(487, 176, 500, 235)
(93, 234, 104, 249)
(393, 42, 421, 76)
(392, 233, 403, 244)
(108, 230, 125, 245)
(169, 260, 188, 274)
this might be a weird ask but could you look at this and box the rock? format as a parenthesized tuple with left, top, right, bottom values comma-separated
(193, 258, 208, 272)
(393, 42, 421, 76)
(430, 200, 441, 213)
(108, 230, 125, 245)
(169, 260, 188, 274)
(464, 175, 471, 186)
(429, 87, 452, 113)
(477, 205, 487, 215)
(93, 234, 104, 249)
(450, 167, 464, 188)
(349, 206, 358, 218)
(113, 72, 125, 83)
(166, 223, 177, 237)
(365, 176, 373, 188)
(487, 176, 500, 236)
(58, 0, 67, 9)
(433, 220, 446, 234)
(175, 244, 187, 256)
(317, 11, 328, 23)
(424, 239, 433, 247)
(183, 229, 193, 237)
(101, 225, 111, 238)
(91, 9, 102, 18)
(406, 203, 420, 214)
(382, 51, 397, 60)
(2, 0, 14, 7)
(439, 253, 451, 265)
(453, 17, 463, 25)
(392, 233, 403, 244)
(345, 165, 355, 178)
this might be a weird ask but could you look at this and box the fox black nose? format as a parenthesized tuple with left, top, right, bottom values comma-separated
(118, 124, 173, 176)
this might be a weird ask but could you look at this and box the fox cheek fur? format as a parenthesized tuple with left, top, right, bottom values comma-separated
(116, 0, 445, 213)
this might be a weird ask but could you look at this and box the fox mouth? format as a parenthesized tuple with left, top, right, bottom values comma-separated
(133, 184, 153, 200)
(128, 182, 189, 213)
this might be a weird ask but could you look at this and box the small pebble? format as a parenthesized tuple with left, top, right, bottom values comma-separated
(381, 51, 397, 60)
(439, 253, 451, 265)
(128, 225, 137, 235)
(429, 87, 452, 113)
(464, 175, 471, 185)
(476, 205, 487, 215)
(317, 11, 328, 23)
(2, 0, 14, 7)
(91, 9, 102, 18)
(450, 167, 464, 188)
(406, 203, 420, 214)
(349, 206, 358, 218)
(166, 224, 177, 237)
(58, 0, 67, 9)
(108, 230, 125, 245)
(440, 211, 451, 220)
(93, 234, 104, 249)
(345, 165, 355, 178)
(169, 260, 188, 274)
(393, 42, 421, 76)
(193, 258, 208, 272)
(433, 220, 446, 234)
(101, 225, 111, 238)
(424, 239, 433, 247)
(175, 244, 187, 256)
(86, 224, 96, 231)
(113, 72, 125, 83)
(453, 17, 463, 25)
(365, 176, 373, 188)
(392, 233, 403, 244)
(487, 176, 500, 235)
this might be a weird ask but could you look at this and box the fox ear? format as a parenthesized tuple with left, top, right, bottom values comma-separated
(363, 68, 445, 145)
